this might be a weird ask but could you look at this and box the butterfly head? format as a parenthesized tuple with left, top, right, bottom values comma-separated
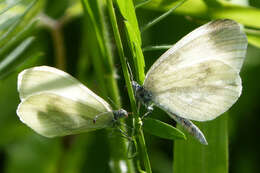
(113, 109, 128, 121)
(131, 81, 153, 107)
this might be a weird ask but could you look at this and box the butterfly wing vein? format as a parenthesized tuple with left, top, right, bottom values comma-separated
(144, 19, 247, 121)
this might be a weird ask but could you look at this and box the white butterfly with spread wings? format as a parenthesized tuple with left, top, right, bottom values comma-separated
(133, 19, 247, 144)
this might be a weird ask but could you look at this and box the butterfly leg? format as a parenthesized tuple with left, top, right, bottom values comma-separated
(142, 110, 152, 119)
(108, 126, 131, 141)
(141, 104, 154, 119)
(127, 137, 138, 159)
(115, 126, 132, 141)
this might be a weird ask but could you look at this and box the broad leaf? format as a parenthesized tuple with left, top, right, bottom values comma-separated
(143, 118, 186, 140)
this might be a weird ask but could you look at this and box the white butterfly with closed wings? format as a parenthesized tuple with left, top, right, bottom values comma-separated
(132, 19, 247, 145)
(17, 66, 128, 137)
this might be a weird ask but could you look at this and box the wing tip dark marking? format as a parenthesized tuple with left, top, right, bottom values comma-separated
(209, 19, 239, 28)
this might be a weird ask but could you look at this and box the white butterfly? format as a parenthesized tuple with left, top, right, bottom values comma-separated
(16, 66, 128, 137)
(132, 19, 247, 144)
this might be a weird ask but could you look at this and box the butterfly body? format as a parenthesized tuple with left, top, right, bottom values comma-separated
(132, 81, 153, 110)
(132, 80, 208, 144)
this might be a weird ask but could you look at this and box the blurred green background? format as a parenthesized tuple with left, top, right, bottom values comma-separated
(0, 0, 260, 173)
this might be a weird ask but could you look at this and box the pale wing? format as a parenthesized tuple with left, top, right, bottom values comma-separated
(18, 66, 111, 112)
(17, 93, 114, 137)
(144, 60, 241, 121)
(145, 19, 247, 76)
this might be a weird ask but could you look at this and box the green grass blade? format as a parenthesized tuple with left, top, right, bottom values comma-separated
(0, 20, 37, 60)
(174, 114, 228, 173)
(81, 0, 119, 100)
(141, 0, 187, 32)
(0, 0, 22, 16)
(115, 0, 145, 83)
(0, 37, 35, 78)
(109, 1, 151, 172)
(202, 0, 222, 6)
(140, 0, 260, 28)
(244, 28, 260, 48)
(106, 0, 137, 113)
(116, 0, 141, 44)
(135, 0, 152, 9)
(0, 0, 44, 48)
(81, 1, 134, 172)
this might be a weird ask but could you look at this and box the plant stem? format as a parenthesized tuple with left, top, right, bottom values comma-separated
(142, 45, 173, 52)
(135, 0, 152, 9)
(81, 0, 134, 172)
(38, 14, 66, 70)
(136, 118, 152, 173)
(107, 1, 152, 173)
(141, 0, 187, 32)
(106, 0, 136, 113)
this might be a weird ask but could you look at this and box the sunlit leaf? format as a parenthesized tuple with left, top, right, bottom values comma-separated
(245, 28, 260, 48)
(116, 0, 145, 83)
(174, 114, 228, 173)
(140, 0, 260, 28)
(0, 0, 45, 48)
(116, 0, 141, 44)
(124, 21, 145, 83)
(0, 37, 35, 79)
(143, 118, 186, 140)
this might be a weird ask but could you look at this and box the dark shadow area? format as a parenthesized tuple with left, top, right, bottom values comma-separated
(0, 149, 6, 173)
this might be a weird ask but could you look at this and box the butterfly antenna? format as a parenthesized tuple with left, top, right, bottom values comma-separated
(106, 96, 120, 110)
(118, 121, 135, 135)
(107, 127, 128, 140)
(135, 0, 152, 9)
(116, 126, 132, 141)
(126, 59, 134, 82)
(141, 0, 187, 32)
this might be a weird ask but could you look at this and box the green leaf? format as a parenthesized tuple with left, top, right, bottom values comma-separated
(211, 1, 260, 29)
(0, 20, 37, 60)
(245, 28, 260, 48)
(247, 34, 260, 48)
(0, 0, 45, 49)
(143, 118, 186, 140)
(138, 0, 208, 18)
(116, 0, 145, 83)
(202, 0, 222, 7)
(124, 21, 145, 83)
(81, 1, 134, 173)
(0, 37, 35, 79)
(116, 0, 141, 44)
(174, 114, 228, 173)
(0, 0, 22, 16)
(140, 0, 260, 29)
